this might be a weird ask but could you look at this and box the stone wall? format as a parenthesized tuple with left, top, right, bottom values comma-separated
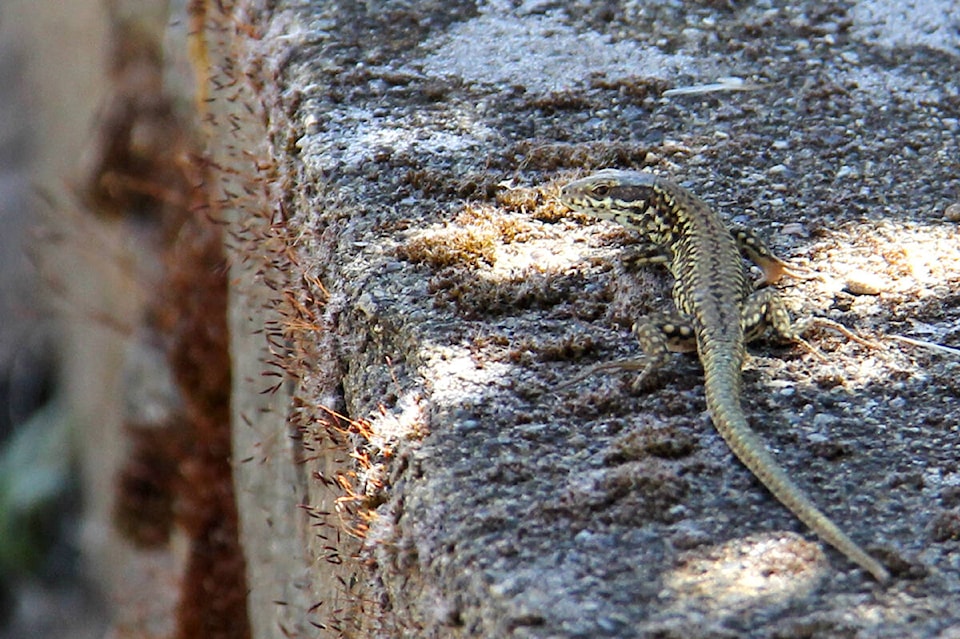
(19, 1, 960, 637)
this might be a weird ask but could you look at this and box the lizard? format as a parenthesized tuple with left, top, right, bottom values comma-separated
(558, 168, 890, 582)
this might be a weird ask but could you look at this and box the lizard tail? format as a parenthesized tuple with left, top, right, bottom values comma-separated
(703, 364, 890, 582)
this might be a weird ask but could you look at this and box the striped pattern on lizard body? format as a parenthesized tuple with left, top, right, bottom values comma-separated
(559, 169, 889, 582)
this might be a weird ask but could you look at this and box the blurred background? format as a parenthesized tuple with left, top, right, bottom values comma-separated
(1, 2, 117, 636)
(1, 2, 246, 636)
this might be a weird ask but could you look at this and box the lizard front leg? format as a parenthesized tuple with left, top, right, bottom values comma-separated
(730, 226, 796, 286)
(619, 244, 672, 273)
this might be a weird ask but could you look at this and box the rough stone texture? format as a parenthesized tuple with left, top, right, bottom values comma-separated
(206, 0, 960, 637)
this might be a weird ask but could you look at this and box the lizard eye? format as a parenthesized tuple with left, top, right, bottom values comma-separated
(592, 184, 610, 197)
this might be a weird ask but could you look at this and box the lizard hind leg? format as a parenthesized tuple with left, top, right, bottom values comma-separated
(554, 313, 697, 392)
(742, 287, 803, 343)
(742, 288, 878, 360)
(628, 313, 698, 390)
(741, 288, 825, 361)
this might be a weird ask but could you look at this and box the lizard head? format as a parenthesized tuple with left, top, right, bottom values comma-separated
(559, 169, 660, 223)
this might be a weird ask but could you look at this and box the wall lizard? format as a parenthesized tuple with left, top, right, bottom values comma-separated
(559, 169, 889, 582)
